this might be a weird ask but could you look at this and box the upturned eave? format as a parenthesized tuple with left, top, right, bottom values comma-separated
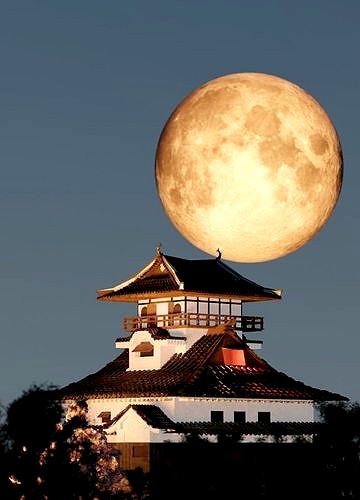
(97, 289, 281, 303)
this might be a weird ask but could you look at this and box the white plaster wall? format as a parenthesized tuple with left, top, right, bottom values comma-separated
(107, 412, 181, 444)
(86, 399, 131, 425)
(159, 340, 186, 365)
(85, 397, 315, 425)
(86, 398, 176, 427)
(172, 398, 315, 423)
(83, 397, 317, 444)
(94, 404, 180, 444)
(165, 327, 206, 348)
(130, 331, 189, 370)
(157, 302, 168, 315)
(110, 409, 151, 443)
(128, 331, 157, 370)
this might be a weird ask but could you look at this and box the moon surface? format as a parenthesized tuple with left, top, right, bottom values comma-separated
(155, 72, 343, 263)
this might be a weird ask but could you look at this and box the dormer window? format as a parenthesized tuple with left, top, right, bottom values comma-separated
(132, 341, 154, 357)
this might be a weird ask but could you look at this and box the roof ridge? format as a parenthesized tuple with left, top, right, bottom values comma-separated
(161, 254, 182, 287)
(176, 334, 227, 391)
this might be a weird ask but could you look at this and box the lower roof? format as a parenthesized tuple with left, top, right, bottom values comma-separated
(59, 328, 347, 403)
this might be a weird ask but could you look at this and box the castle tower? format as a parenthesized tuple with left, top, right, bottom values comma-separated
(60, 249, 347, 472)
(96, 247, 281, 367)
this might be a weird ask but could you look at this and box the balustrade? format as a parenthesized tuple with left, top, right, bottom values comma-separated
(123, 312, 263, 332)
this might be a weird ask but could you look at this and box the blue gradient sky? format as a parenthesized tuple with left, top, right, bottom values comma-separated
(1, 1, 359, 407)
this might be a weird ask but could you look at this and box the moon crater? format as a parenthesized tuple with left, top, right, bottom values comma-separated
(155, 72, 343, 263)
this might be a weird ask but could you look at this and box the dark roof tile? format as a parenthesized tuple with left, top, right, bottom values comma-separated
(97, 253, 281, 302)
(59, 331, 347, 403)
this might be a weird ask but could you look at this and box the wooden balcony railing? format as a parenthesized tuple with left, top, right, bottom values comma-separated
(123, 312, 263, 333)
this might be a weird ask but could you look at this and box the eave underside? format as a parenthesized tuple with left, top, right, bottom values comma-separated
(97, 290, 280, 303)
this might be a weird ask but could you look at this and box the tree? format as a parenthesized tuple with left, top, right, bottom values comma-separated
(2, 384, 134, 499)
(315, 401, 360, 499)
(38, 400, 132, 499)
(5, 383, 64, 453)
(4, 383, 64, 499)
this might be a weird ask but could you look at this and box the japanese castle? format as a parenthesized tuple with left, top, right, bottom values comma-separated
(60, 248, 346, 471)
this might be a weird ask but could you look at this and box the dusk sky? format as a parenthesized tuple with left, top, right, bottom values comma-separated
(1, 1, 359, 408)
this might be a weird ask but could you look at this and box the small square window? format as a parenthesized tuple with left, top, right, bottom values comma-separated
(258, 411, 271, 423)
(234, 411, 246, 423)
(132, 444, 148, 458)
(140, 350, 153, 357)
(133, 341, 154, 357)
(97, 411, 111, 423)
(211, 411, 224, 423)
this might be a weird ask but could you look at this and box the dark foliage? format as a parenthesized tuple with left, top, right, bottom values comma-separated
(0, 383, 63, 498)
(314, 401, 360, 499)
(0, 386, 126, 499)
(1, 386, 360, 499)
(5, 383, 64, 453)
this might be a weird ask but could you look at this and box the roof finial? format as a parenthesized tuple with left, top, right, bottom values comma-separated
(156, 242, 163, 255)
(216, 248, 222, 260)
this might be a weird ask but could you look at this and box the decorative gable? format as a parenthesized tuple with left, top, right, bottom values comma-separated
(116, 329, 186, 371)
(104, 405, 178, 444)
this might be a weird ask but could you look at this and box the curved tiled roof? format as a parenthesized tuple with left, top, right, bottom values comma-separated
(116, 326, 185, 344)
(96, 253, 281, 302)
(59, 330, 347, 403)
(107, 404, 176, 430)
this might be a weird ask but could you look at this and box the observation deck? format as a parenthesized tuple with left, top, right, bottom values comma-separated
(123, 312, 263, 333)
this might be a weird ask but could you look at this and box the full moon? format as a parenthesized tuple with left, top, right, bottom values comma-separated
(155, 72, 343, 263)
